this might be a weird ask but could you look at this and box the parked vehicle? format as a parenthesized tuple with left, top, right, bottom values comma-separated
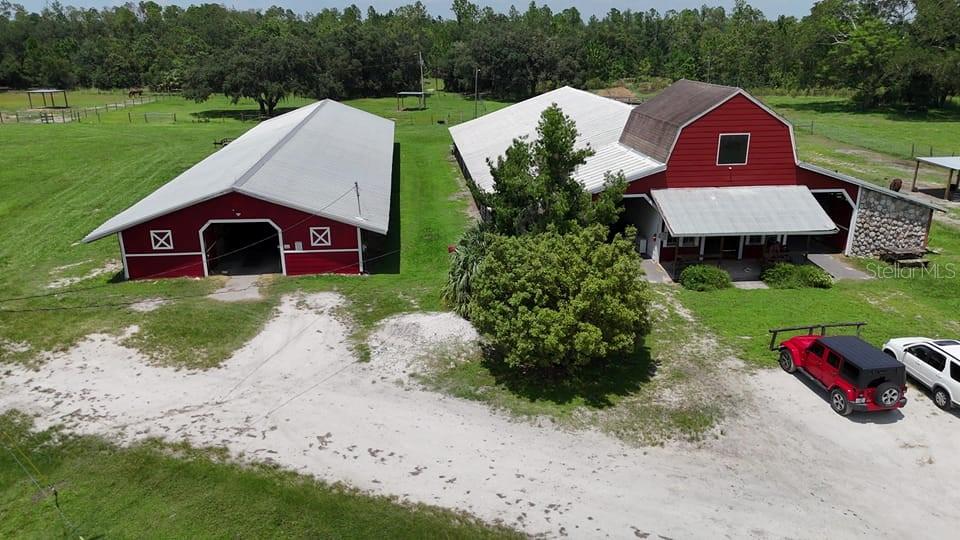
(883, 338, 960, 410)
(770, 323, 907, 416)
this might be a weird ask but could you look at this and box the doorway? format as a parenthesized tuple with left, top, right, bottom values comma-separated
(201, 220, 283, 276)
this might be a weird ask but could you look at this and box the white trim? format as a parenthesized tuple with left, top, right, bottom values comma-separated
(715, 133, 750, 166)
(197, 218, 286, 277)
(150, 229, 173, 250)
(356, 227, 365, 273)
(622, 193, 654, 204)
(844, 187, 863, 256)
(663, 87, 799, 165)
(117, 233, 129, 280)
(810, 188, 855, 208)
(283, 248, 360, 254)
(309, 226, 332, 247)
(737, 235, 745, 259)
(125, 251, 204, 257)
(698, 237, 706, 260)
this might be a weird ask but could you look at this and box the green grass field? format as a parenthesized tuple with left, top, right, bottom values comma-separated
(0, 88, 139, 111)
(0, 92, 505, 367)
(678, 223, 960, 367)
(0, 412, 518, 539)
(762, 95, 960, 160)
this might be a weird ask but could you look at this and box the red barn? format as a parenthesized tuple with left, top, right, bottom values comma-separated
(451, 80, 941, 271)
(84, 100, 395, 280)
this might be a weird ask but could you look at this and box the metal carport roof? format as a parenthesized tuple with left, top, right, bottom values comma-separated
(651, 186, 839, 237)
(84, 99, 395, 242)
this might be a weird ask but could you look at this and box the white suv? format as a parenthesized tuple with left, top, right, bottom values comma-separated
(883, 338, 960, 410)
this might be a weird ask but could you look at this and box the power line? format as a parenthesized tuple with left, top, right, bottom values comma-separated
(0, 248, 401, 314)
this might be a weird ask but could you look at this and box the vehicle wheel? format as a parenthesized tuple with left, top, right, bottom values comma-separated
(778, 349, 796, 373)
(830, 388, 852, 416)
(933, 387, 951, 410)
(874, 382, 901, 408)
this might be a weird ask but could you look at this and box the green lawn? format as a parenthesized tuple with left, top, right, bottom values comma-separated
(678, 223, 960, 367)
(0, 88, 144, 112)
(0, 412, 518, 539)
(762, 95, 960, 160)
(0, 92, 505, 367)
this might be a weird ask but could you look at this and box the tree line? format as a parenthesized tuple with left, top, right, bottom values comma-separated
(1, 0, 957, 111)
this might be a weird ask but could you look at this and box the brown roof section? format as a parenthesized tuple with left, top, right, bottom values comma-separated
(619, 79, 740, 162)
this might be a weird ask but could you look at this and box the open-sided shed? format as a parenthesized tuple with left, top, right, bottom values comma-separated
(84, 100, 395, 280)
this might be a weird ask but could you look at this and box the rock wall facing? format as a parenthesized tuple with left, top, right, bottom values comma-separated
(849, 189, 932, 257)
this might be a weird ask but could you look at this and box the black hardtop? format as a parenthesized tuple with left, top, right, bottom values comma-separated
(818, 335, 902, 370)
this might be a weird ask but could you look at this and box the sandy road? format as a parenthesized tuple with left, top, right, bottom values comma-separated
(2, 292, 959, 538)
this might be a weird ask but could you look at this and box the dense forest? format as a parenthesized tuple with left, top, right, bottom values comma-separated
(0, 0, 958, 112)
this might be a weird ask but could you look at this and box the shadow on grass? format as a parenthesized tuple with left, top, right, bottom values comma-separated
(365, 143, 401, 275)
(478, 340, 657, 409)
(190, 107, 302, 121)
(774, 99, 960, 123)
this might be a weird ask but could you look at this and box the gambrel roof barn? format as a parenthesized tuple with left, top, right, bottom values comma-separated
(451, 79, 941, 267)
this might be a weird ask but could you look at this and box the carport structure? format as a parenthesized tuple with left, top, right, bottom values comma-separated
(911, 156, 960, 200)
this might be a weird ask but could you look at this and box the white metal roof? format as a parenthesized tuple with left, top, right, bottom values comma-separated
(84, 100, 395, 242)
(917, 156, 960, 171)
(651, 186, 838, 237)
(449, 86, 663, 194)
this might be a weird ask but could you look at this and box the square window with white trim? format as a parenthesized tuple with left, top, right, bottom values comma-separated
(717, 133, 750, 165)
(150, 229, 173, 250)
(309, 227, 332, 247)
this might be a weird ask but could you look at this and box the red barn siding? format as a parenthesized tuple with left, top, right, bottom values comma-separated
(120, 191, 361, 279)
(126, 254, 204, 280)
(666, 94, 796, 187)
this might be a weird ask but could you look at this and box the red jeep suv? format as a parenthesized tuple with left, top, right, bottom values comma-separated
(774, 329, 907, 416)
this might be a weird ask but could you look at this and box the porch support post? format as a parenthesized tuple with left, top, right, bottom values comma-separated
(698, 237, 705, 261)
(911, 160, 921, 192)
(737, 236, 745, 260)
(946, 169, 955, 201)
(672, 244, 678, 277)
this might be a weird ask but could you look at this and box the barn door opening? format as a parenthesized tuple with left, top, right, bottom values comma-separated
(203, 221, 282, 276)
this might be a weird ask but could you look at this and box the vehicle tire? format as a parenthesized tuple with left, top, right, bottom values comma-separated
(933, 387, 951, 410)
(830, 388, 852, 416)
(778, 349, 796, 373)
(874, 382, 901, 408)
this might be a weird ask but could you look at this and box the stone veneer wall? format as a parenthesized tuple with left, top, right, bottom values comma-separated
(848, 189, 932, 257)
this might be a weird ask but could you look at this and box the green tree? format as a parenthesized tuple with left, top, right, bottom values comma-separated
(480, 104, 627, 236)
(468, 225, 651, 372)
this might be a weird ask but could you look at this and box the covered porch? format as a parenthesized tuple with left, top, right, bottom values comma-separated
(648, 186, 840, 280)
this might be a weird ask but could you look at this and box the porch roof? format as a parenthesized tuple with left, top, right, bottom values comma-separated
(651, 186, 838, 237)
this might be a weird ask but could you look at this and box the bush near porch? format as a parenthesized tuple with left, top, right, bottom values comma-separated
(678, 265, 732, 291)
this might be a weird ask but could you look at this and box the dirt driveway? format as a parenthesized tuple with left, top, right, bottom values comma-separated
(2, 292, 959, 538)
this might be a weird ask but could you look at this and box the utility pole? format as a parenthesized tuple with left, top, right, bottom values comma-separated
(474, 67, 480, 118)
(418, 51, 425, 108)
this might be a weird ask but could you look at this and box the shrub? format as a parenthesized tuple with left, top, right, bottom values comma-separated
(468, 226, 651, 372)
(678, 265, 732, 291)
(442, 223, 490, 317)
(761, 263, 833, 289)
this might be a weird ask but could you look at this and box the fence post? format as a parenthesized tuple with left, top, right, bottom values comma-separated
(810, 121, 814, 134)
(96, 111, 100, 123)
(173, 113, 176, 123)
(128, 112, 132, 123)
(144, 113, 148, 123)
(911, 143, 915, 157)
(15, 112, 19, 123)
(930, 145, 934, 156)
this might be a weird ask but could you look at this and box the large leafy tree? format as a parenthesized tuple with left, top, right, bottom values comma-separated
(480, 104, 627, 236)
(469, 225, 651, 372)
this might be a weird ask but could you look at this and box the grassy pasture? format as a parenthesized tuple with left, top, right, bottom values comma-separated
(0, 92, 505, 367)
(0, 88, 135, 111)
(0, 412, 519, 539)
(763, 95, 960, 160)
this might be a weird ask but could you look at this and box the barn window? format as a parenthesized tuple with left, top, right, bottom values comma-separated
(717, 133, 750, 165)
(745, 235, 765, 246)
(309, 227, 331, 247)
(150, 230, 173, 250)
